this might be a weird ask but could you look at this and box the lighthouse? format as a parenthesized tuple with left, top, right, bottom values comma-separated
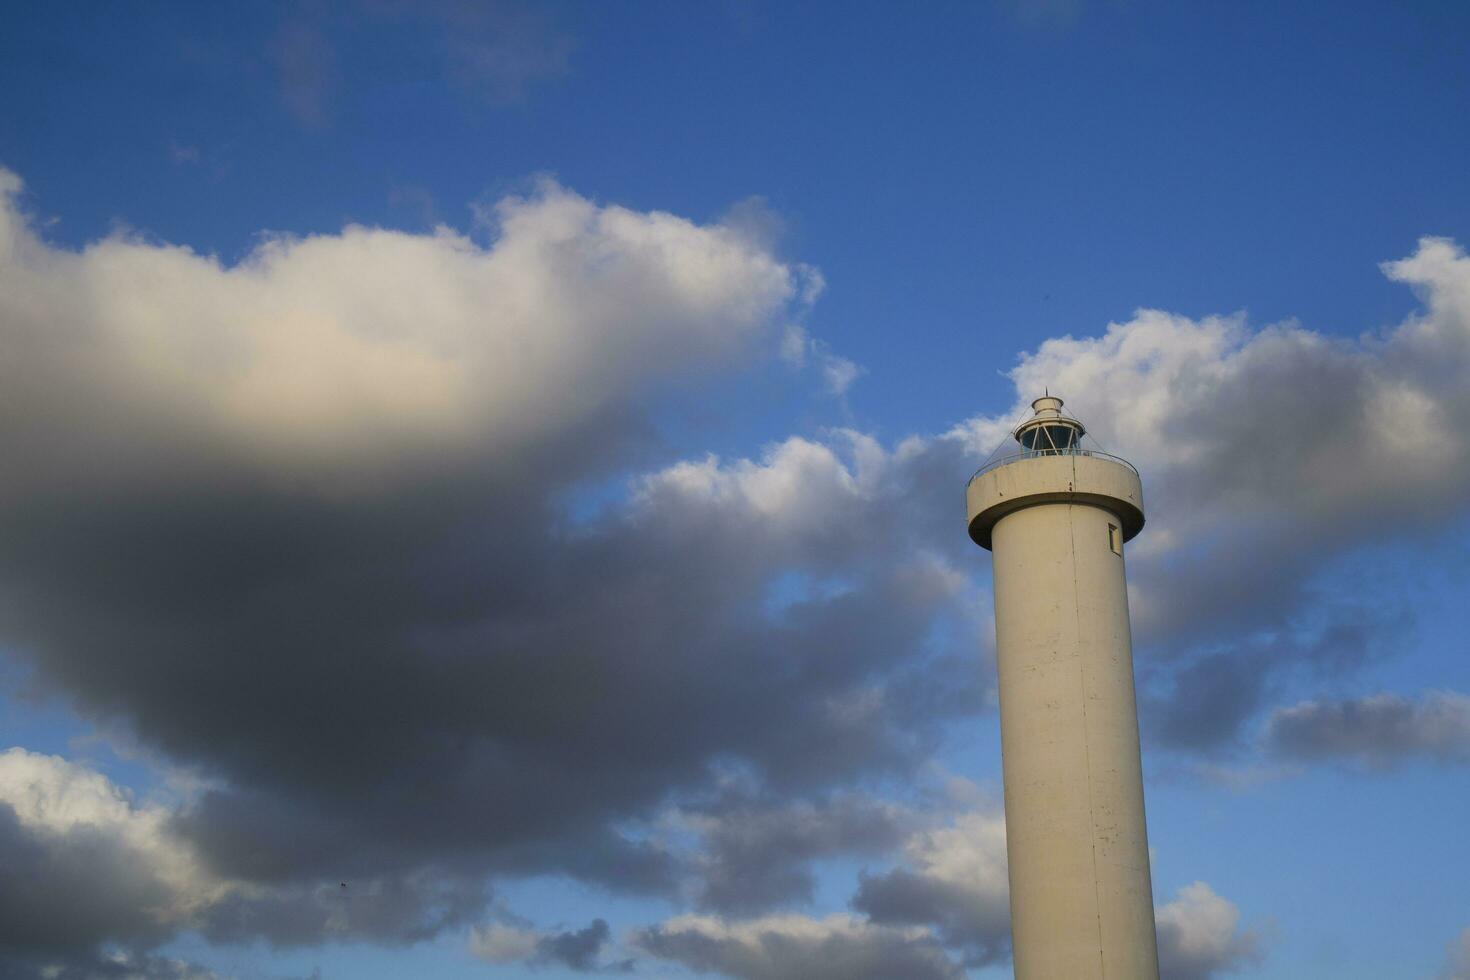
(966, 396, 1160, 980)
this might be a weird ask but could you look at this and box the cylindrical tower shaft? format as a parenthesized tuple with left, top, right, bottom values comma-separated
(966, 396, 1159, 980)
(992, 503, 1158, 979)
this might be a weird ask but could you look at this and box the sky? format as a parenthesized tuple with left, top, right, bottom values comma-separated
(1, 2, 1469, 978)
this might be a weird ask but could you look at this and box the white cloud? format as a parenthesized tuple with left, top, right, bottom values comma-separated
(777, 324, 865, 395)
(639, 436, 863, 529)
(469, 922, 542, 963)
(978, 238, 1470, 561)
(0, 169, 799, 494)
(899, 809, 1009, 896)
(820, 352, 864, 396)
(1155, 882, 1263, 980)
(0, 748, 224, 924)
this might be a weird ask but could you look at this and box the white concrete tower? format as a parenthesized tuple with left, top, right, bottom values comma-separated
(966, 395, 1159, 980)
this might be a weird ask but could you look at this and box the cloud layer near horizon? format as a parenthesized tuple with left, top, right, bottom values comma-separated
(2, 166, 1468, 975)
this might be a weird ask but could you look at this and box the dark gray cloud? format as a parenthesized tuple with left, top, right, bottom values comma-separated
(853, 870, 1009, 967)
(1264, 690, 1470, 767)
(535, 919, 632, 973)
(849, 809, 1011, 968)
(1146, 649, 1274, 752)
(197, 871, 489, 947)
(1141, 602, 1406, 752)
(688, 793, 915, 914)
(0, 805, 178, 956)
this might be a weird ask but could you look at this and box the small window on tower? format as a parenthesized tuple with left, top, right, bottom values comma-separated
(1108, 524, 1122, 556)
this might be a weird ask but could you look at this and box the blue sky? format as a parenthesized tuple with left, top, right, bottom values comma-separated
(1, 3, 1468, 979)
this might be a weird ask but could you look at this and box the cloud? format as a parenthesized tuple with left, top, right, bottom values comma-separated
(680, 793, 917, 914)
(779, 325, 865, 395)
(851, 809, 1011, 966)
(471, 918, 632, 972)
(642, 802, 1259, 979)
(0, 746, 487, 967)
(1155, 882, 1263, 980)
(0, 167, 978, 958)
(470, 922, 542, 963)
(0, 749, 237, 975)
(635, 913, 964, 980)
(1264, 690, 1470, 767)
(1442, 926, 1470, 980)
(4, 950, 225, 980)
(0, 171, 794, 490)
(0, 749, 221, 953)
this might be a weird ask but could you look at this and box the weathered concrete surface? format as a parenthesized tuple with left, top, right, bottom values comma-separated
(968, 414, 1159, 980)
(967, 452, 1144, 550)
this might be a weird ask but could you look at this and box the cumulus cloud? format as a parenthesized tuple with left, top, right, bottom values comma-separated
(638, 801, 1259, 979)
(1264, 690, 1470, 767)
(0, 169, 795, 492)
(0, 748, 220, 955)
(0, 167, 970, 960)
(471, 918, 631, 972)
(1155, 882, 1263, 980)
(679, 793, 916, 914)
(635, 913, 964, 980)
(0, 749, 241, 976)
(0, 747, 488, 969)
(852, 808, 1011, 966)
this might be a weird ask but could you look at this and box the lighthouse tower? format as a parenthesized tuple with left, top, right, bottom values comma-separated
(966, 396, 1159, 980)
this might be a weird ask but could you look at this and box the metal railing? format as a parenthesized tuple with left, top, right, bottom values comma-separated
(967, 447, 1139, 486)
